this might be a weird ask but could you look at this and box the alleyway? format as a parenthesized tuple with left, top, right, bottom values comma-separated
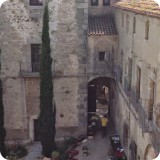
(75, 122, 115, 160)
(23, 121, 116, 160)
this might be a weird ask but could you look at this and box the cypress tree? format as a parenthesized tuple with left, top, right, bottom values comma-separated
(0, 80, 6, 158)
(39, 4, 56, 158)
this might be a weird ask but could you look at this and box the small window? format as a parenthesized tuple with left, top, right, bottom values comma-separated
(122, 13, 124, 28)
(99, 52, 105, 61)
(31, 44, 41, 72)
(145, 20, 149, 40)
(103, 0, 110, 6)
(133, 17, 136, 33)
(30, 0, 43, 6)
(126, 14, 130, 33)
(0, 49, 1, 73)
(91, 0, 98, 6)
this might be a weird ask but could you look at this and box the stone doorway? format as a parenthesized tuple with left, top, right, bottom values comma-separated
(34, 119, 40, 142)
(87, 77, 114, 135)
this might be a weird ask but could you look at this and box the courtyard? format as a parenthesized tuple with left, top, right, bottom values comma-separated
(24, 121, 119, 160)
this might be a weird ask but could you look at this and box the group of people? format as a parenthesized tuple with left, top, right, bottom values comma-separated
(89, 114, 109, 138)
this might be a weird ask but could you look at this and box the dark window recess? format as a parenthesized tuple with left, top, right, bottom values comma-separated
(30, 0, 43, 6)
(148, 79, 155, 120)
(123, 123, 129, 146)
(88, 85, 96, 112)
(34, 119, 40, 141)
(0, 49, 1, 72)
(91, 0, 98, 6)
(31, 44, 41, 72)
(136, 66, 141, 101)
(99, 52, 105, 61)
(133, 17, 136, 33)
(145, 20, 149, 40)
(128, 58, 132, 91)
(103, 0, 110, 6)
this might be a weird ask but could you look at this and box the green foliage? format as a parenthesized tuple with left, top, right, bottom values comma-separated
(39, 4, 56, 158)
(0, 80, 6, 157)
(6, 144, 27, 160)
(51, 151, 59, 160)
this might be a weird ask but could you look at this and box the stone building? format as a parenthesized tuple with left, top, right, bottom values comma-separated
(0, 0, 160, 159)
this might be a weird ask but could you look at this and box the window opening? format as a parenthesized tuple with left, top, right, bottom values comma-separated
(99, 52, 105, 61)
(31, 44, 41, 72)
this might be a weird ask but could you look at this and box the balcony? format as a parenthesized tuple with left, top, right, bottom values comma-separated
(19, 62, 40, 77)
(122, 78, 152, 132)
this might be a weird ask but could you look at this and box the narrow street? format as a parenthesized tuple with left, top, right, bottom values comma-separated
(75, 121, 115, 160)
(23, 121, 116, 160)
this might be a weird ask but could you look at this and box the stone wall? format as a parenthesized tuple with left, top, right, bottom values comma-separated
(88, 0, 117, 16)
(0, 0, 88, 141)
(113, 8, 160, 158)
(114, 8, 160, 125)
(87, 35, 117, 76)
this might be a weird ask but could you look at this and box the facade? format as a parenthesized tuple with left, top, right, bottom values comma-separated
(0, 0, 160, 159)
(113, 1, 160, 159)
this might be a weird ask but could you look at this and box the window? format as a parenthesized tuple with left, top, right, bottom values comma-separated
(30, 0, 43, 6)
(31, 44, 41, 72)
(123, 123, 129, 146)
(148, 79, 155, 120)
(122, 13, 124, 28)
(128, 58, 132, 91)
(136, 66, 141, 100)
(99, 52, 105, 61)
(126, 14, 130, 33)
(0, 49, 1, 73)
(103, 0, 110, 6)
(145, 20, 149, 40)
(91, 0, 98, 6)
(133, 17, 136, 33)
(120, 50, 124, 83)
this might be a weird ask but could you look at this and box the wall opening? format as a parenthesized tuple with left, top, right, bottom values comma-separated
(87, 76, 114, 136)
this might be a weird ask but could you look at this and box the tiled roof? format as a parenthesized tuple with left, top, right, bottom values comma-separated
(114, 0, 160, 18)
(88, 16, 117, 36)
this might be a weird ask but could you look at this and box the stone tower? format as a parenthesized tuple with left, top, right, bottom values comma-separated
(0, 0, 89, 142)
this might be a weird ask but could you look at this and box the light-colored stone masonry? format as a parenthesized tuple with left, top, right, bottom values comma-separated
(1, 0, 160, 159)
(0, 0, 89, 141)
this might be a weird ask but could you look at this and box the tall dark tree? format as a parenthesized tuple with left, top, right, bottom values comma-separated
(0, 80, 6, 158)
(39, 4, 56, 158)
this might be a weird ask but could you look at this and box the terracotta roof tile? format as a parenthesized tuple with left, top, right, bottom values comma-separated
(114, 0, 160, 18)
(88, 15, 117, 36)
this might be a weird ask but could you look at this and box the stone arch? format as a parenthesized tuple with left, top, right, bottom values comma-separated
(87, 76, 115, 117)
(144, 144, 157, 160)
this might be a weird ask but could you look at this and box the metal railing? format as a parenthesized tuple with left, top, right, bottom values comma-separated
(31, 62, 40, 72)
(19, 61, 40, 76)
(121, 78, 151, 132)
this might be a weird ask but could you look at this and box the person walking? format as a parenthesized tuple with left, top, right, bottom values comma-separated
(101, 115, 108, 138)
